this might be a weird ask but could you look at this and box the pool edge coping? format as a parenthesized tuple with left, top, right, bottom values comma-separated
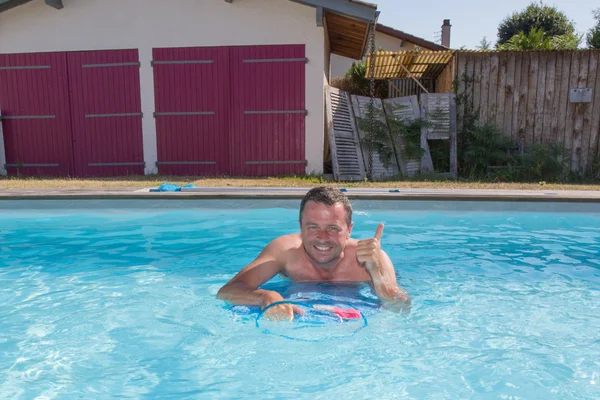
(2, 187, 600, 202)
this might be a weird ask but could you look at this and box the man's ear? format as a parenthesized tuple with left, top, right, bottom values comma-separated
(347, 221, 354, 237)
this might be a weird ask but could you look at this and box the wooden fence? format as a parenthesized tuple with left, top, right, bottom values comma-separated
(440, 50, 600, 174)
(435, 61, 455, 94)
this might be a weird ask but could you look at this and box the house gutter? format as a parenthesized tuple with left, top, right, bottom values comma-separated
(0, 0, 62, 13)
(286, 0, 379, 23)
(0, 0, 33, 13)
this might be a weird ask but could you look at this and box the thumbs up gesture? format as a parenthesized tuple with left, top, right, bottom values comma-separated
(356, 223, 384, 273)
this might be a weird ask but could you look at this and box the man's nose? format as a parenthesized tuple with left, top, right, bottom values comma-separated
(315, 229, 328, 240)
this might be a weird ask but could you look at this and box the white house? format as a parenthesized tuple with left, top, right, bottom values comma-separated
(0, 0, 379, 178)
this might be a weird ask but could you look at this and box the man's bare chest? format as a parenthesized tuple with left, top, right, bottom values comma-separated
(281, 254, 370, 283)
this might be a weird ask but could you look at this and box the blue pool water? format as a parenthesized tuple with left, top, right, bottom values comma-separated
(1, 199, 599, 399)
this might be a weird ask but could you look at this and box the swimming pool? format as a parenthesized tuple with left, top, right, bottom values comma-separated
(1, 199, 599, 399)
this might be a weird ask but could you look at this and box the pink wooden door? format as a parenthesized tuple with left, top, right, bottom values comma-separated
(0, 52, 74, 176)
(67, 49, 145, 177)
(229, 45, 306, 176)
(152, 46, 230, 175)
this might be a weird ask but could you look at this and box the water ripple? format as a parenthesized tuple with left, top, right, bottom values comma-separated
(0, 207, 599, 398)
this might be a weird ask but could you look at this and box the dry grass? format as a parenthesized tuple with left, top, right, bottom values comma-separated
(2, 175, 600, 191)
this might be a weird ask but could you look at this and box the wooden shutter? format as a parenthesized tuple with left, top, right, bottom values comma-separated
(350, 94, 400, 180)
(326, 86, 366, 181)
(420, 93, 458, 177)
(420, 93, 455, 139)
(382, 95, 422, 176)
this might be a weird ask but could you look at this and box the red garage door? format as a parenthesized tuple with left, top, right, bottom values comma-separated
(230, 45, 306, 176)
(67, 50, 145, 177)
(0, 49, 144, 177)
(0, 52, 74, 176)
(152, 44, 306, 176)
(152, 47, 230, 175)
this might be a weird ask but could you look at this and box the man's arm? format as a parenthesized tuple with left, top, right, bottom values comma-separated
(368, 249, 411, 310)
(217, 237, 303, 321)
(356, 224, 411, 311)
(216, 239, 285, 306)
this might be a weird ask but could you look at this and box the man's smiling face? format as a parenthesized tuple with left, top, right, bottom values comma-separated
(299, 200, 353, 266)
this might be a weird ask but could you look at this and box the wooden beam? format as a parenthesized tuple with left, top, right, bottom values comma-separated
(330, 43, 362, 56)
(360, 23, 373, 60)
(331, 48, 361, 59)
(389, 80, 405, 97)
(330, 38, 363, 50)
(326, 20, 366, 33)
(328, 27, 367, 41)
(398, 62, 429, 93)
(325, 17, 367, 35)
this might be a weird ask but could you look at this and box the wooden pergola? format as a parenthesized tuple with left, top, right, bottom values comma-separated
(361, 49, 458, 179)
(365, 49, 455, 94)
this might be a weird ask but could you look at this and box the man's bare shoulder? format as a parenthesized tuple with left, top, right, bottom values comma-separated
(263, 233, 302, 255)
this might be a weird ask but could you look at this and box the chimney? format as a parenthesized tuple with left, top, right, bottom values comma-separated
(441, 19, 451, 48)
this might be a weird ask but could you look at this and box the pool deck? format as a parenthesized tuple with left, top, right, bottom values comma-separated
(2, 187, 600, 202)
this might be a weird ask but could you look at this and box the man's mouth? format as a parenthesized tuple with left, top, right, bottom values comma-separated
(314, 245, 332, 252)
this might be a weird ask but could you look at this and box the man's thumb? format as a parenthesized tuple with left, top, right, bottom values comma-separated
(375, 223, 384, 240)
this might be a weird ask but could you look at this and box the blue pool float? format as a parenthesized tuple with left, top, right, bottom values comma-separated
(149, 183, 197, 192)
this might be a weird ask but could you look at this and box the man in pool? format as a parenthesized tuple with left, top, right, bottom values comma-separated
(216, 186, 410, 321)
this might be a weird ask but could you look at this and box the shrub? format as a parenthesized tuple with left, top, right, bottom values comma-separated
(330, 61, 388, 98)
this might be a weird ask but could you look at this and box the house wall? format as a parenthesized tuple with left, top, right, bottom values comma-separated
(0, 0, 326, 175)
(330, 31, 415, 79)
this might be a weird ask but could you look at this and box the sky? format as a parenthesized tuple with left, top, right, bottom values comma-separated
(372, 0, 598, 49)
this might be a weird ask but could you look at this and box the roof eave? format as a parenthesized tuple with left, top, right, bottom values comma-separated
(289, 1, 379, 60)
(287, 0, 378, 24)
(0, 0, 63, 13)
(376, 23, 448, 51)
(0, 0, 33, 13)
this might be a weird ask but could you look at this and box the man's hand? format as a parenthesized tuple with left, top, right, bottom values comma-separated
(357, 224, 411, 307)
(356, 223, 385, 273)
(260, 291, 304, 322)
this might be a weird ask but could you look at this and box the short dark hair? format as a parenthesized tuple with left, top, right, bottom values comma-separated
(299, 186, 352, 226)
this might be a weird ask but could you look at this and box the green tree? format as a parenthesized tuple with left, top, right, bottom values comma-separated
(497, 1, 576, 46)
(587, 8, 600, 49)
(497, 27, 580, 50)
(477, 36, 492, 50)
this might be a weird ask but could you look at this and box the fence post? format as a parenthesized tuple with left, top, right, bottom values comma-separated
(0, 108, 6, 176)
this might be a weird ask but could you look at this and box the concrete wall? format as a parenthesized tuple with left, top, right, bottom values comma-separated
(0, 0, 326, 175)
(330, 30, 415, 79)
